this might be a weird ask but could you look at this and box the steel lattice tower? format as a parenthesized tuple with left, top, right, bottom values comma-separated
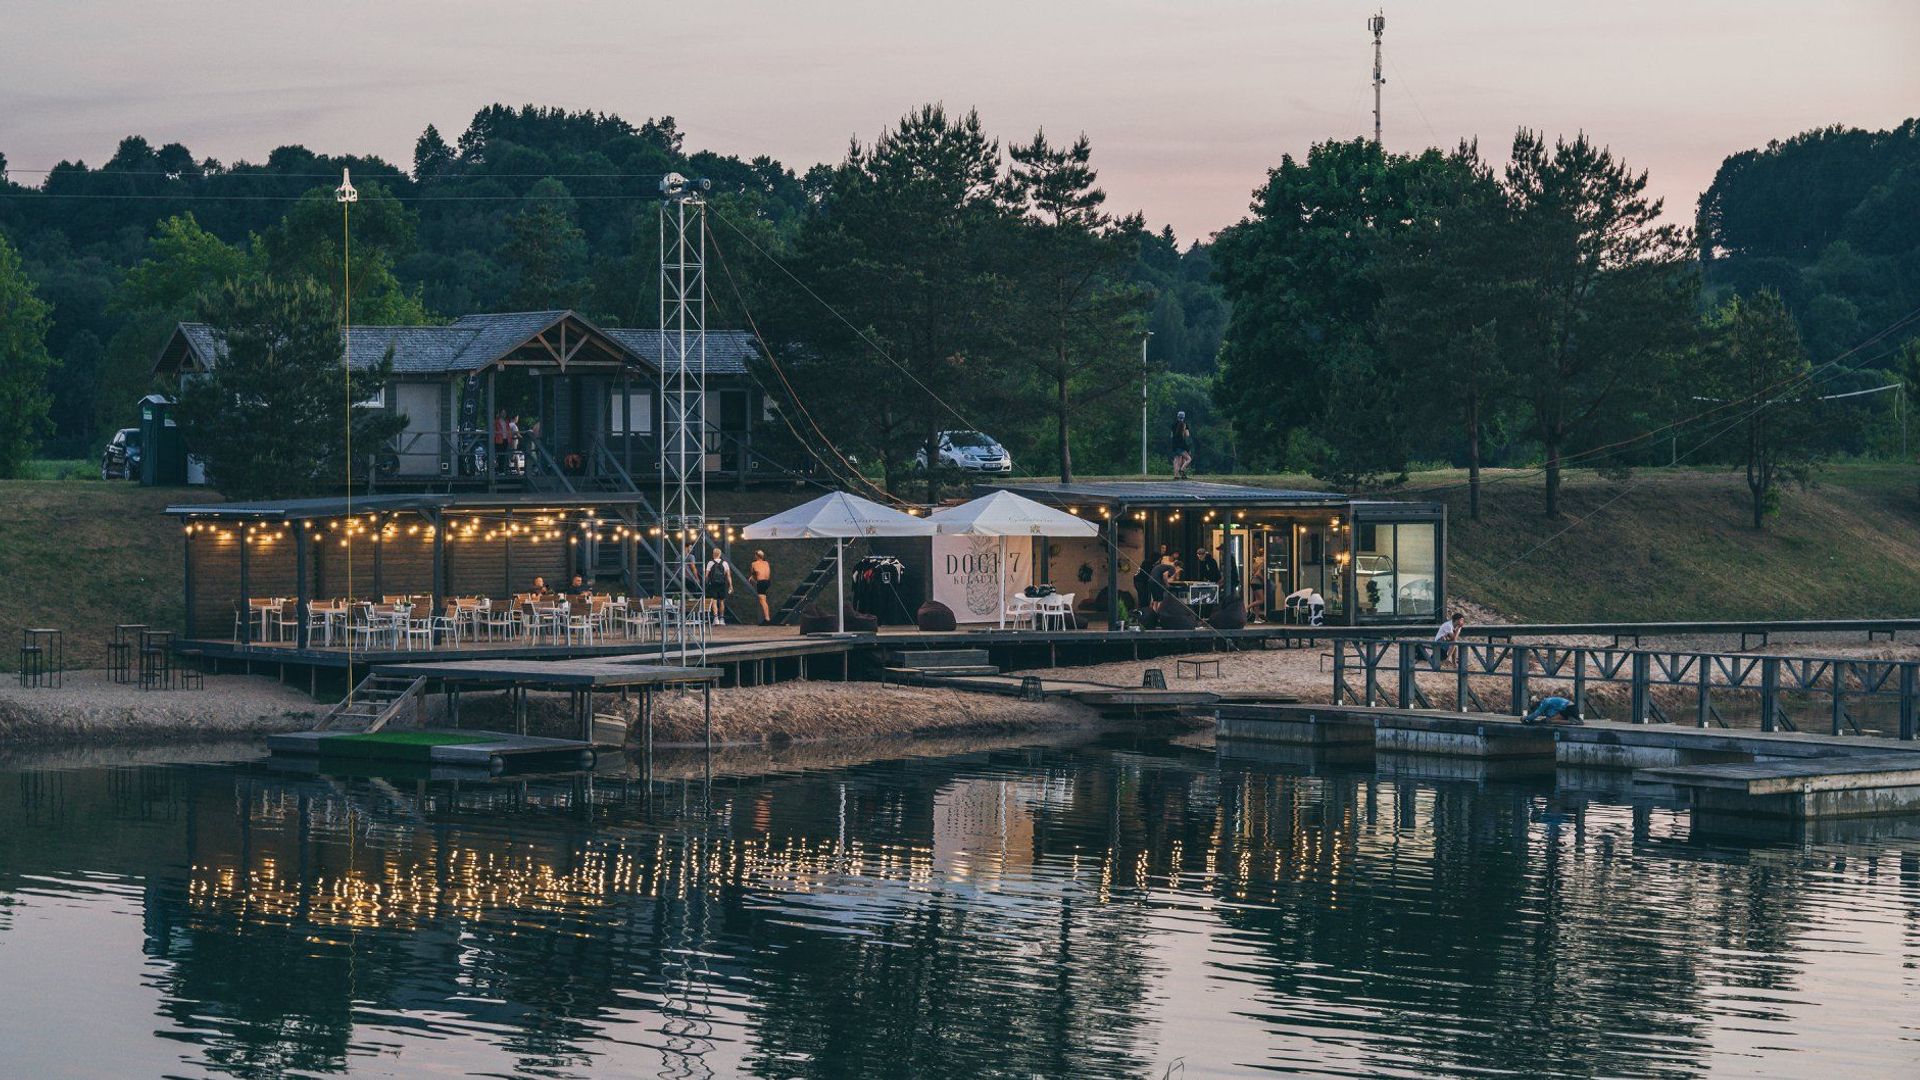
(659, 173, 711, 665)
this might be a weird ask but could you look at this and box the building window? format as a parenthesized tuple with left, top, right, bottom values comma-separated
(610, 392, 653, 435)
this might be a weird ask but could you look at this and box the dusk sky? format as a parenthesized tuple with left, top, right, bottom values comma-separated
(3, 0, 1915, 242)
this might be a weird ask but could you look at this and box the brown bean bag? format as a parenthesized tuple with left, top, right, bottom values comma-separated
(916, 600, 957, 632)
(1208, 598, 1247, 630)
(799, 607, 880, 634)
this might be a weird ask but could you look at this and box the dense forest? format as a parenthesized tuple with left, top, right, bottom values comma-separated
(0, 106, 1914, 521)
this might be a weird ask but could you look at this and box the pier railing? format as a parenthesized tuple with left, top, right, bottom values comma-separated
(1331, 639, 1919, 740)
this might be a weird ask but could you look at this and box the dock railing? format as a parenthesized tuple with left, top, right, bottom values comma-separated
(1332, 638, 1920, 740)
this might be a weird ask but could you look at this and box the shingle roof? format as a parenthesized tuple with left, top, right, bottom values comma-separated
(602, 328, 759, 376)
(162, 311, 762, 378)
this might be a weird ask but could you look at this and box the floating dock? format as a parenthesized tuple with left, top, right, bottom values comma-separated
(1213, 702, 1920, 820)
(266, 729, 596, 772)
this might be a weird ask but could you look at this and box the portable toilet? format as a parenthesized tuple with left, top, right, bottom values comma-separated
(138, 394, 187, 486)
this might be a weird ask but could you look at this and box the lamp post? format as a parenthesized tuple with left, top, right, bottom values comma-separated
(1140, 330, 1153, 476)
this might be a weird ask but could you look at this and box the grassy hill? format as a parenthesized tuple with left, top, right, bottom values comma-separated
(2, 462, 1916, 670)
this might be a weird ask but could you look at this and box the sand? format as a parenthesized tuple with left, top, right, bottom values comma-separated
(0, 669, 321, 745)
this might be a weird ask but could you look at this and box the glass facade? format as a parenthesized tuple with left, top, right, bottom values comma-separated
(1353, 521, 1440, 618)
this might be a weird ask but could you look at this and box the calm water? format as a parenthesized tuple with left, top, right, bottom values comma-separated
(1, 738, 1918, 1079)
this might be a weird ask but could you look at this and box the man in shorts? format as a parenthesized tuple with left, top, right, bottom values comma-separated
(749, 550, 773, 625)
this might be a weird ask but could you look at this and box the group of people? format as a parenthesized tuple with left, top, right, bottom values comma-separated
(1131, 543, 1224, 616)
(491, 409, 544, 474)
(517, 549, 775, 626)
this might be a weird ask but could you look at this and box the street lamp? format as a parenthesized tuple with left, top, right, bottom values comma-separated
(1140, 330, 1153, 476)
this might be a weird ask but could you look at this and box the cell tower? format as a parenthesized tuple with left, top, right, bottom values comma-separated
(1369, 9, 1386, 146)
(658, 172, 711, 665)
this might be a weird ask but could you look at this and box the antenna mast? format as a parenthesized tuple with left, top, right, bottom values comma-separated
(1369, 9, 1386, 146)
(659, 172, 711, 666)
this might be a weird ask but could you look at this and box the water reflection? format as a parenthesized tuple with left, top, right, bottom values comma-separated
(0, 738, 1917, 1078)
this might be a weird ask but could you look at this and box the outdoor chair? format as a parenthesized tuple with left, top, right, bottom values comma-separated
(269, 601, 299, 643)
(480, 599, 516, 641)
(1208, 597, 1248, 631)
(1038, 593, 1075, 631)
(305, 602, 333, 647)
(1157, 601, 1200, 631)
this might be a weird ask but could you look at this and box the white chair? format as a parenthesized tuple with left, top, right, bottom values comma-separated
(1040, 593, 1074, 631)
(1006, 595, 1040, 630)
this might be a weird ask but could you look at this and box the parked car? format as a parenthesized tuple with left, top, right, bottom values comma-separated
(914, 430, 1013, 474)
(100, 428, 142, 480)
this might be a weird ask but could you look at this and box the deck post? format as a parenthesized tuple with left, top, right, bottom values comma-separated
(1396, 641, 1414, 709)
(1900, 664, 1916, 741)
(1455, 639, 1469, 711)
(183, 525, 197, 637)
(1696, 657, 1711, 728)
(295, 527, 311, 650)
(704, 683, 713, 751)
(503, 510, 514, 597)
(1508, 645, 1528, 715)
(1832, 664, 1847, 736)
(430, 510, 446, 615)
(1361, 642, 1377, 705)
(1572, 649, 1587, 718)
(372, 512, 384, 599)
(1760, 657, 1780, 732)
(485, 369, 498, 493)
(238, 522, 252, 644)
(1332, 639, 1346, 704)
(1630, 652, 1650, 724)
(1107, 506, 1122, 630)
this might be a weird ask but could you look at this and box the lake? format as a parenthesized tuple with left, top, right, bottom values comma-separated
(0, 736, 1916, 1078)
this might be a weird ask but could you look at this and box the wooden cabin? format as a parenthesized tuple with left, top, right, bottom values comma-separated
(154, 310, 796, 489)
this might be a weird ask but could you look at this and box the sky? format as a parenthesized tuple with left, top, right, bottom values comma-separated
(1, 0, 1915, 243)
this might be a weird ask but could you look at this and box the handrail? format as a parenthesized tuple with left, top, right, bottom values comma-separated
(1332, 638, 1918, 739)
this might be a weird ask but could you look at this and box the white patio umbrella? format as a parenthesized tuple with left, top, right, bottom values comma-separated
(740, 491, 934, 633)
(926, 490, 1099, 628)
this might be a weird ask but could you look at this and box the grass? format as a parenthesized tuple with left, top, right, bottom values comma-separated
(18, 458, 99, 482)
(0, 478, 191, 670)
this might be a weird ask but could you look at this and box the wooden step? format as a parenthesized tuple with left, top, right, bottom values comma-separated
(886, 648, 991, 670)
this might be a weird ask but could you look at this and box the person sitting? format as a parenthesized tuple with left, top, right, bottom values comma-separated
(565, 574, 591, 601)
(529, 575, 550, 596)
(1429, 610, 1466, 667)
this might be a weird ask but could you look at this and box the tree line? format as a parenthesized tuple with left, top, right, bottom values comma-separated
(0, 106, 1913, 523)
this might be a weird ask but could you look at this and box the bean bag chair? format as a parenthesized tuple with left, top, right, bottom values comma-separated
(916, 600, 957, 632)
(1208, 598, 1247, 631)
(1137, 605, 1160, 631)
(1157, 602, 1200, 631)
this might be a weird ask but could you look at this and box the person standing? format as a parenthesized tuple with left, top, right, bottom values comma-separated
(492, 409, 511, 472)
(1192, 547, 1220, 583)
(749, 550, 773, 625)
(1170, 411, 1194, 479)
(703, 552, 733, 623)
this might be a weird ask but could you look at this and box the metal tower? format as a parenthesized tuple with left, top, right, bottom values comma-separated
(659, 172, 711, 665)
(1369, 10, 1386, 146)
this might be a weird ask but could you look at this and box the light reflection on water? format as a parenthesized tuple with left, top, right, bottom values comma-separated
(0, 738, 1916, 1078)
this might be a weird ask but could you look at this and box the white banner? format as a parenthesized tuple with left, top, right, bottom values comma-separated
(932, 535, 1031, 622)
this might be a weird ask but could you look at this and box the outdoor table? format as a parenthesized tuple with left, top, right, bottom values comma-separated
(1175, 657, 1221, 680)
(249, 599, 286, 642)
(19, 627, 62, 688)
(312, 603, 350, 646)
(138, 629, 173, 690)
(109, 623, 147, 684)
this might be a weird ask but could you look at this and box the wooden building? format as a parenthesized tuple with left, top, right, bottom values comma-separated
(166, 493, 708, 647)
(154, 310, 796, 488)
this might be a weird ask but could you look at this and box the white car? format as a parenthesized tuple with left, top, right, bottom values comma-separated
(914, 430, 1013, 473)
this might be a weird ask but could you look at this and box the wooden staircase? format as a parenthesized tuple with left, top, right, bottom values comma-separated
(316, 674, 427, 734)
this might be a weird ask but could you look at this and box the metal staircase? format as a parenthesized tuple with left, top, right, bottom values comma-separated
(316, 674, 427, 734)
(771, 546, 854, 625)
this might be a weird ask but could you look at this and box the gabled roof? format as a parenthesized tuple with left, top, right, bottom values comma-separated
(154, 310, 762, 379)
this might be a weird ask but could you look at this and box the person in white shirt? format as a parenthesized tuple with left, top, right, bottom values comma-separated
(1430, 611, 1465, 667)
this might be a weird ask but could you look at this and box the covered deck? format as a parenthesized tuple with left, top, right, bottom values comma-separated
(985, 479, 1448, 628)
